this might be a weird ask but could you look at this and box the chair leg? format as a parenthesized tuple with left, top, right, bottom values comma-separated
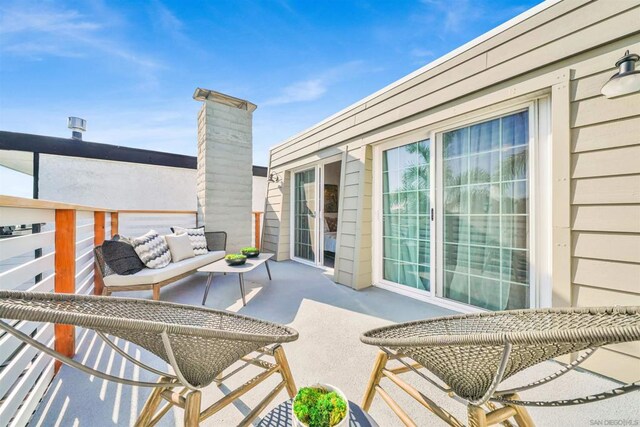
(504, 394, 535, 427)
(135, 377, 171, 426)
(152, 284, 160, 300)
(361, 350, 389, 411)
(468, 405, 488, 427)
(184, 390, 202, 427)
(273, 345, 297, 398)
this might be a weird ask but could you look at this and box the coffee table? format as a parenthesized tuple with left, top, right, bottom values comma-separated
(198, 253, 273, 306)
(257, 399, 378, 426)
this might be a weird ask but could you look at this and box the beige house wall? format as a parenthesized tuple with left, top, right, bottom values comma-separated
(264, 0, 640, 381)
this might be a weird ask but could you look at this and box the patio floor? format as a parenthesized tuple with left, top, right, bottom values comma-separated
(31, 260, 638, 426)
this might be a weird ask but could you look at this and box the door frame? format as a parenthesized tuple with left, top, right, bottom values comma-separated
(289, 155, 343, 269)
(372, 96, 552, 313)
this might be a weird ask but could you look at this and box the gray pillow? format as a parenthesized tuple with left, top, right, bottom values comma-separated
(101, 240, 146, 275)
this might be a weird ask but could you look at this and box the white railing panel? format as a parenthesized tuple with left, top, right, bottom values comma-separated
(0, 321, 39, 365)
(0, 208, 54, 227)
(0, 348, 53, 427)
(0, 253, 54, 291)
(75, 260, 93, 288)
(76, 211, 93, 222)
(0, 324, 53, 399)
(75, 248, 93, 272)
(0, 231, 55, 263)
(25, 273, 54, 294)
(76, 273, 94, 297)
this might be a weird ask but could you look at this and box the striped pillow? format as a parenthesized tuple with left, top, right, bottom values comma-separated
(172, 226, 208, 256)
(131, 230, 172, 269)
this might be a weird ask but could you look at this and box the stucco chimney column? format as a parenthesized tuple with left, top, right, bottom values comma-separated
(193, 88, 257, 253)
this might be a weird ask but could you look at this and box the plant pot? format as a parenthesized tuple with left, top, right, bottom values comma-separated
(225, 257, 247, 266)
(242, 250, 260, 258)
(292, 384, 350, 427)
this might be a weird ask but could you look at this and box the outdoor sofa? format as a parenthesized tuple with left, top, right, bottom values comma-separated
(95, 231, 227, 300)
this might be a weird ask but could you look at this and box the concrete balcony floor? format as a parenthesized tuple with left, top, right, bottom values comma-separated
(31, 260, 638, 426)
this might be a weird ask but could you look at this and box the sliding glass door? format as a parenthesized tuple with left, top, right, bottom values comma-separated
(293, 168, 317, 263)
(376, 108, 532, 311)
(382, 140, 432, 292)
(442, 110, 529, 310)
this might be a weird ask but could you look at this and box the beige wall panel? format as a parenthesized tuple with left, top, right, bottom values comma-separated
(570, 37, 640, 80)
(342, 197, 359, 211)
(573, 283, 640, 307)
(572, 175, 640, 204)
(341, 211, 358, 222)
(486, 0, 638, 68)
(570, 69, 613, 102)
(572, 205, 640, 232)
(572, 145, 640, 178)
(342, 184, 359, 198)
(340, 221, 357, 235)
(572, 116, 640, 153)
(340, 234, 356, 248)
(580, 348, 639, 383)
(573, 232, 640, 263)
(571, 92, 640, 128)
(572, 257, 640, 294)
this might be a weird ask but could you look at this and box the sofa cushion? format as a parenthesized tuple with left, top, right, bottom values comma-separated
(131, 230, 172, 269)
(103, 250, 225, 287)
(165, 233, 195, 262)
(101, 239, 146, 275)
(172, 226, 208, 256)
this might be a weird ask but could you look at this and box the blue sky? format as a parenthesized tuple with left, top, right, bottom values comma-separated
(0, 0, 541, 168)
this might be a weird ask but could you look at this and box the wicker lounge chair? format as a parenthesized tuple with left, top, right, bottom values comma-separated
(360, 306, 640, 427)
(0, 290, 299, 426)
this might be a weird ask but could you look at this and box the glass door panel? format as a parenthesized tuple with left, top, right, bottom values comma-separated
(294, 168, 317, 262)
(382, 140, 431, 291)
(442, 110, 529, 310)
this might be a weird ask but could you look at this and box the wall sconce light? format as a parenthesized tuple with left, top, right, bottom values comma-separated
(268, 171, 281, 184)
(601, 50, 640, 98)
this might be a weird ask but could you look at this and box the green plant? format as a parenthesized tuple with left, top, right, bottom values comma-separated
(293, 386, 347, 427)
(241, 247, 259, 252)
(225, 254, 247, 260)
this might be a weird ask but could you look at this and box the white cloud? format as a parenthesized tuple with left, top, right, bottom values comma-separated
(410, 48, 434, 58)
(264, 61, 365, 106)
(0, 2, 162, 72)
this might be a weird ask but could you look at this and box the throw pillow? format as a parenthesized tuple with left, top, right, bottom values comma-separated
(101, 239, 146, 275)
(171, 226, 208, 256)
(131, 230, 172, 269)
(165, 233, 195, 262)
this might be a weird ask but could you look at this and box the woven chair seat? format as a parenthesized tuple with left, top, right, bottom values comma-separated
(0, 290, 298, 388)
(361, 306, 640, 402)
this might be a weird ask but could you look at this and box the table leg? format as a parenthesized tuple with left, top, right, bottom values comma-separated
(265, 260, 272, 280)
(202, 273, 213, 305)
(239, 273, 247, 306)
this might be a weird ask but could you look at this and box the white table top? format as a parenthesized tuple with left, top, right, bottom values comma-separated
(198, 252, 274, 273)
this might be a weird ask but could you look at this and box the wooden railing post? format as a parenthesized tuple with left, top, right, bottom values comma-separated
(54, 209, 76, 372)
(254, 212, 262, 250)
(94, 211, 105, 296)
(110, 211, 119, 237)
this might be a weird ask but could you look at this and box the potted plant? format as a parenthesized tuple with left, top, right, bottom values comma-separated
(293, 384, 349, 427)
(224, 254, 247, 266)
(241, 246, 260, 258)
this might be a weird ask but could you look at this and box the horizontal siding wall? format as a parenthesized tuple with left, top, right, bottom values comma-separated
(569, 40, 640, 381)
(264, 0, 640, 382)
